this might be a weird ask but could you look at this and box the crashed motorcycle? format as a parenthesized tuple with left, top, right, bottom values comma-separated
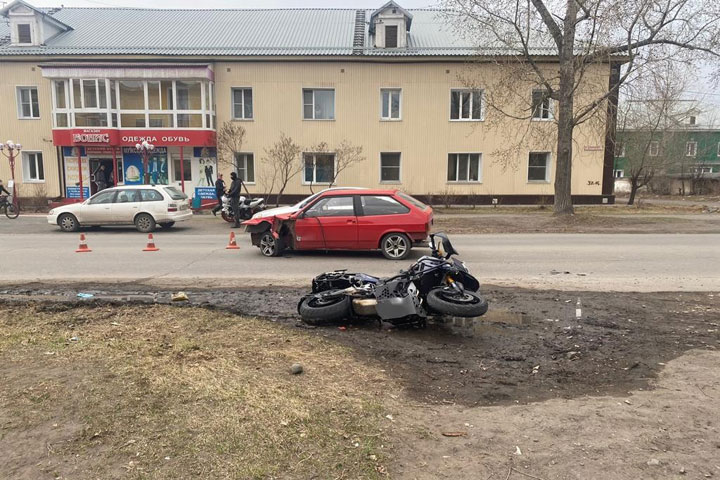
(220, 195, 265, 223)
(297, 233, 488, 326)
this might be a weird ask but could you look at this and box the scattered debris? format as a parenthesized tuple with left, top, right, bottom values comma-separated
(514, 446, 522, 455)
(171, 292, 189, 302)
(647, 458, 660, 466)
(385, 414, 394, 422)
(76, 293, 94, 299)
(441, 431, 467, 437)
(290, 363, 304, 375)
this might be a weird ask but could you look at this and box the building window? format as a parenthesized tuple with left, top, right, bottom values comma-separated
(717, 142, 720, 157)
(450, 89, 483, 121)
(380, 152, 401, 182)
(17, 24, 32, 44)
(531, 90, 552, 120)
(234, 153, 255, 183)
(232, 88, 253, 120)
(22, 152, 44, 182)
(689, 116, 696, 125)
(613, 169, 624, 178)
(693, 166, 712, 174)
(303, 153, 335, 184)
(649, 141, 660, 157)
(303, 89, 335, 120)
(172, 156, 191, 182)
(614, 142, 625, 157)
(447, 153, 481, 182)
(528, 152, 551, 182)
(686, 141, 697, 157)
(17, 87, 39, 119)
(385, 25, 398, 48)
(380, 89, 401, 120)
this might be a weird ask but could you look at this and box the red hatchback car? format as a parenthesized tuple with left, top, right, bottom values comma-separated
(243, 189, 433, 259)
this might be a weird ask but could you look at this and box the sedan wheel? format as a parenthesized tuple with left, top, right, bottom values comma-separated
(259, 231, 282, 257)
(381, 233, 411, 260)
(58, 213, 79, 232)
(134, 213, 156, 233)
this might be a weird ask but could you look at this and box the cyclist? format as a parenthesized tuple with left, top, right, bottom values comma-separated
(0, 179, 10, 203)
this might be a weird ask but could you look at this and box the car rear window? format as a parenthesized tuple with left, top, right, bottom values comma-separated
(360, 195, 410, 216)
(397, 192, 428, 210)
(163, 186, 187, 200)
(140, 189, 164, 202)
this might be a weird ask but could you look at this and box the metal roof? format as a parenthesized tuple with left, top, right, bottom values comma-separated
(0, 6, 556, 58)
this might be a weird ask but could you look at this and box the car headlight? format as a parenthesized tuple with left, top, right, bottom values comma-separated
(48, 209, 54, 215)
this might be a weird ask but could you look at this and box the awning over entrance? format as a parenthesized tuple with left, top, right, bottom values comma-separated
(40, 63, 214, 81)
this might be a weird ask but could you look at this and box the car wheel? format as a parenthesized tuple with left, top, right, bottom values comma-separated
(134, 213, 156, 233)
(259, 231, 282, 257)
(159, 221, 175, 229)
(58, 213, 79, 232)
(380, 233, 411, 260)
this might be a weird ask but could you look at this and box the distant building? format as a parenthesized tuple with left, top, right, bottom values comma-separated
(0, 0, 618, 204)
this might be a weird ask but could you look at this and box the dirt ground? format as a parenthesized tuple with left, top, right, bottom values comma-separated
(1, 285, 719, 479)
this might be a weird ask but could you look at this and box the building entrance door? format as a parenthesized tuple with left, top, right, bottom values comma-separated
(89, 158, 114, 195)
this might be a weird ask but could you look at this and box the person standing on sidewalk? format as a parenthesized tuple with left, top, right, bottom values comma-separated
(226, 172, 243, 228)
(211, 173, 226, 216)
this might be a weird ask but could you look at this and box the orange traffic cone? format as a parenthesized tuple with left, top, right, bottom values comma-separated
(75, 234, 92, 253)
(226, 231, 240, 250)
(143, 233, 159, 252)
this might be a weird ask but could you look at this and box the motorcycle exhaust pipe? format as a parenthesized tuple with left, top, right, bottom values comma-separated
(352, 298, 377, 316)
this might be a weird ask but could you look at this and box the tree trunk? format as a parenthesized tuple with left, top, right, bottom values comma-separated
(553, 0, 579, 216)
(628, 180, 638, 205)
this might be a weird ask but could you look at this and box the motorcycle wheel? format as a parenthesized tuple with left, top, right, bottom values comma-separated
(220, 211, 233, 223)
(298, 295, 352, 325)
(426, 288, 488, 318)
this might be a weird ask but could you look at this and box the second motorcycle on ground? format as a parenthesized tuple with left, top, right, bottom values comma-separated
(297, 233, 488, 327)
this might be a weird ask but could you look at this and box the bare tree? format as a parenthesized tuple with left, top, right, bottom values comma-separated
(306, 140, 366, 191)
(260, 133, 303, 207)
(215, 121, 246, 171)
(617, 63, 694, 204)
(442, 0, 720, 215)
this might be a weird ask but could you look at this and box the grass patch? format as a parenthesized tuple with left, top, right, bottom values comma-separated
(0, 304, 392, 479)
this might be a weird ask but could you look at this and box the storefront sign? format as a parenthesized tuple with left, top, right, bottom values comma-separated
(66, 186, 91, 199)
(53, 128, 215, 147)
(63, 153, 91, 199)
(121, 147, 169, 185)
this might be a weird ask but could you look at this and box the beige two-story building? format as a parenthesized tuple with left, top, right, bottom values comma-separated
(0, 0, 617, 205)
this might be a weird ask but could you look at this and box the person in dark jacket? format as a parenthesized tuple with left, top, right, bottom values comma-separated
(211, 173, 226, 216)
(0, 179, 10, 196)
(226, 172, 243, 227)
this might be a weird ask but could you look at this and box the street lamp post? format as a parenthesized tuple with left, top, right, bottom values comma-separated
(135, 140, 155, 185)
(0, 140, 22, 206)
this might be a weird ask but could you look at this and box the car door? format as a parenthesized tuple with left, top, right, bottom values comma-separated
(110, 189, 142, 224)
(78, 190, 117, 223)
(356, 195, 412, 248)
(293, 195, 358, 250)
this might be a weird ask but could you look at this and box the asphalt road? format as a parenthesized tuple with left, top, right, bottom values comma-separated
(1, 215, 719, 292)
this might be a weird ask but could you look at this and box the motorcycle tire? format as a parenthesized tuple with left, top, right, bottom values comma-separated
(298, 295, 352, 326)
(426, 288, 488, 318)
(221, 211, 233, 223)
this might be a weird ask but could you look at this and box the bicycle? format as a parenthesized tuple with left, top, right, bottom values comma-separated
(0, 195, 19, 219)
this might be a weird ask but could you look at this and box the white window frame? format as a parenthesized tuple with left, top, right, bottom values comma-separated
(686, 141, 697, 157)
(22, 151, 45, 183)
(528, 152, 552, 183)
(234, 152, 256, 184)
(303, 152, 336, 185)
(449, 89, 484, 121)
(531, 89, 553, 121)
(380, 88, 402, 121)
(16, 86, 40, 119)
(302, 88, 335, 121)
(447, 153, 482, 183)
(649, 141, 660, 157)
(717, 142, 720, 157)
(379, 152, 402, 184)
(231, 87, 253, 120)
(16, 23, 33, 45)
(613, 169, 624, 178)
(615, 142, 625, 157)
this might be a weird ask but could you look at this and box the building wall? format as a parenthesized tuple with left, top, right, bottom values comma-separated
(214, 60, 610, 198)
(0, 62, 61, 198)
(0, 59, 612, 200)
